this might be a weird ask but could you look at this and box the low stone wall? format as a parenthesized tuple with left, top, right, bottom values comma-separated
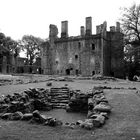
(0, 86, 111, 130)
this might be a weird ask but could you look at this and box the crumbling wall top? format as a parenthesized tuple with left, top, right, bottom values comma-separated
(49, 24, 58, 39)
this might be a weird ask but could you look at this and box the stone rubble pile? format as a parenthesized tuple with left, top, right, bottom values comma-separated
(78, 87, 111, 129)
(47, 76, 74, 82)
(92, 75, 117, 81)
(0, 110, 63, 127)
(0, 87, 71, 114)
(65, 87, 111, 130)
(0, 88, 52, 114)
(66, 90, 89, 112)
(0, 79, 13, 86)
(93, 85, 137, 90)
(0, 86, 112, 130)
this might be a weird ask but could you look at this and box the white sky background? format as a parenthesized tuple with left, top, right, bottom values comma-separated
(0, 0, 140, 41)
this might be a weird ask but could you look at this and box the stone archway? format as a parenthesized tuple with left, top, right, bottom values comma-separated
(65, 63, 75, 75)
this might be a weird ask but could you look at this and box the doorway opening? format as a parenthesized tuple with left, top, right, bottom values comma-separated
(92, 71, 95, 76)
(66, 69, 70, 75)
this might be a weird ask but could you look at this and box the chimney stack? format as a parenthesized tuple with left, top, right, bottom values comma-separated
(85, 17, 92, 35)
(80, 26, 85, 36)
(61, 21, 68, 38)
(116, 22, 120, 32)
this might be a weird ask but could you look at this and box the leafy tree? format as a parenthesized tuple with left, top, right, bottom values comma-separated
(19, 35, 44, 66)
(0, 32, 19, 56)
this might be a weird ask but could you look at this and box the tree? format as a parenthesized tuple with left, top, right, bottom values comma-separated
(120, 4, 140, 80)
(120, 4, 140, 44)
(19, 35, 44, 66)
(0, 32, 19, 56)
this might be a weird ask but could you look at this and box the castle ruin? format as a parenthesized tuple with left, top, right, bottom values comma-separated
(41, 17, 124, 78)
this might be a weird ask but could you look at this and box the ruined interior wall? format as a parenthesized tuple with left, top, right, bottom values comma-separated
(81, 38, 94, 76)
(47, 35, 103, 76)
(41, 42, 52, 74)
(2, 55, 7, 73)
(41, 33, 123, 77)
(95, 38, 102, 75)
(51, 41, 68, 75)
(108, 32, 124, 78)
(102, 34, 112, 76)
(53, 40, 83, 75)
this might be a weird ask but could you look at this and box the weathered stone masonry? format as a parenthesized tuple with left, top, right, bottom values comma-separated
(41, 17, 124, 78)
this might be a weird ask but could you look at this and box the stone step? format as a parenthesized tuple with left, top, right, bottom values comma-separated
(51, 94, 69, 97)
(51, 100, 69, 103)
(50, 91, 69, 93)
(50, 87, 69, 89)
(53, 106, 66, 109)
(50, 92, 69, 95)
(50, 90, 69, 93)
(51, 95, 69, 97)
(50, 89, 69, 91)
(52, 98, 69, 100)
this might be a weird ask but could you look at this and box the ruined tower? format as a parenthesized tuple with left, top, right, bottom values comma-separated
(41, 17, 124, 78)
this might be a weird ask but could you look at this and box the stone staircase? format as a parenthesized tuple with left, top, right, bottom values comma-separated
(50, 87, 70, 109)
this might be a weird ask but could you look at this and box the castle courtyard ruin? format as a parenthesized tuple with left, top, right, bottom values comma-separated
(41, 17, 124, 78)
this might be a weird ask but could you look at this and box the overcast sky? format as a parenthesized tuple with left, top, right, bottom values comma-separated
(0, 0, 140, 40)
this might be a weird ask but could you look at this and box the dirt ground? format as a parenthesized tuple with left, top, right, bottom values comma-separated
(0, 74, 140, 140)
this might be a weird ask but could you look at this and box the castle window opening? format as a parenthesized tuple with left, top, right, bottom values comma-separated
(75, 55, 78, 60)
(66, 69, 70, 75)
(56, 60, 58, 64)
(92, 71, 95, 76)
(78, 42, 81, 49)
(92, 44, 95, 50)
(70, 68, 73, 70)
(75, 69, 79, 75)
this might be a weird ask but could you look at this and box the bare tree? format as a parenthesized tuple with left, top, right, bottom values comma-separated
(120, 4, 140, 44)
(120, 4, 140, 80)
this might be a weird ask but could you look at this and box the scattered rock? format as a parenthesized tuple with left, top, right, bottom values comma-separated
(76, 120, 83, 125)
(46, 82, 52, 86)
(21, 113, 33, 121)
(45, 118, 62, 126)
(10, 111, 23, 120)
(94, 102, 111, 113)
(0, 86, 111, 130)
(1, 113, 13, 120)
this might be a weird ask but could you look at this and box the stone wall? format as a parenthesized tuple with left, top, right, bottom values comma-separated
(0, 51, 15, 73)
(41, 42, 52, 75)
(107, 32, 124, 78)
(40, 17, 124, 78)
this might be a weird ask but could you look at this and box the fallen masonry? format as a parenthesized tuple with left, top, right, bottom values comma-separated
(0, 86, 111, 130)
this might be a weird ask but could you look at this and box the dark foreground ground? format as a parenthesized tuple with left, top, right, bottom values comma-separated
(0, 74, 140, 140)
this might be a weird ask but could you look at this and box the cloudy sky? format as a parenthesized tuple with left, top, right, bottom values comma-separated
(0, 0, 139, 40)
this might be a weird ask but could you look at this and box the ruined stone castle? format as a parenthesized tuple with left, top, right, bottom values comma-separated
(41, 17, 124, 78)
